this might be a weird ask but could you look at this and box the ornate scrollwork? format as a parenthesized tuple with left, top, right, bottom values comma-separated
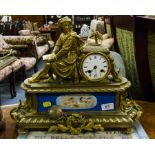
(10, 93, 34, 121)
(120, 92, 134, 112)
(48, 112, 104, 135)
(120, 92, 143, 120)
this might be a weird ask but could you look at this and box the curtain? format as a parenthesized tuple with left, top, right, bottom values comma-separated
(116, 27, 142, 99)
(105, 24, 112, 37)
(147, 30, 155, 93)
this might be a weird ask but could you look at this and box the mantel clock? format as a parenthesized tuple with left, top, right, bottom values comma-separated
(10, 17, 142, 135)
(80, 52, 110, 81)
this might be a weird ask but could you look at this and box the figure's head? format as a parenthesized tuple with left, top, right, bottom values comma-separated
(58, 16, 72, 33)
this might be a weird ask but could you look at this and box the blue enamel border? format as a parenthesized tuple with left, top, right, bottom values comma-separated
(37, 92, 116, 112)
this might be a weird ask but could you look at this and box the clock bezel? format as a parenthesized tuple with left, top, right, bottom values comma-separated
(80, 51, 111, 82)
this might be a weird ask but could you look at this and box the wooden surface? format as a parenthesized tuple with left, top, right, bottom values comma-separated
(0, 104, 18, 139)
(12, 15, 44, 28)
(0, 100, 155, 139)
(138, 101, 155, 138)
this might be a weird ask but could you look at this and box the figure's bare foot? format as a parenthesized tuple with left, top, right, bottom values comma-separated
(28, 77, 39, 83)
(42, 77, 55, 83)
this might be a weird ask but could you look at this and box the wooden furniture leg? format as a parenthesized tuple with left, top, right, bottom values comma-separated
(0, 98, 5, 131)
(9, 72, 15, 98)
(22, 65, 26, 80)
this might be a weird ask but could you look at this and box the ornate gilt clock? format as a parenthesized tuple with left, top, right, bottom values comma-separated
(10, 29, 142, 135)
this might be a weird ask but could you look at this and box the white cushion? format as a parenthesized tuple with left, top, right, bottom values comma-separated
(101, 38, 114, 49)
(110, 51, 126, 77)
(0, 65, 12, 81)
(10, 59, 24, 71)
(0, 34, 10, 51)
(19, 57, 36, 70)
(18, 30, 31, 36)
(36, 44, 49, 59)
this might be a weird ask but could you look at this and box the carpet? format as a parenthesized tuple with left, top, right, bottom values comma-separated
(18, 121, 148, 139)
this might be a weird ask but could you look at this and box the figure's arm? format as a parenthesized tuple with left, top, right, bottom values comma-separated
(52, 45, 60, 54)
(56, 38, 74, 59)
(45, 35, 63, 61)
(52, 34, 63, 54)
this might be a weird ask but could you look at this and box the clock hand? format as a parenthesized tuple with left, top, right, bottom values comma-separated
(85, 66, 98, 77)
(85, 66, 97, 73)
(92, 66, 98, 78)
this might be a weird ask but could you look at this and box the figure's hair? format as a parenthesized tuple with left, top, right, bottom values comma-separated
(58, 16, 71, 25)
(58, 16, 72, 31)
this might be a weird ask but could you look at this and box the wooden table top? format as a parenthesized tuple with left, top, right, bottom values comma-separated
(138, 101, 155, 139)
(0, 100, 155, 139)
(39, 24, 59, 32)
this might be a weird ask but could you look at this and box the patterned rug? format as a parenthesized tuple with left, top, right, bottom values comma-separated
(18, 121, 148, 139)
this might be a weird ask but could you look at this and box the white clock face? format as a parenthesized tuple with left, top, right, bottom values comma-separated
(82, 53, 109, 81)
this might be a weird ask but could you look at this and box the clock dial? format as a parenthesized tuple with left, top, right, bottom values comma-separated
(82, 53, 109, 81)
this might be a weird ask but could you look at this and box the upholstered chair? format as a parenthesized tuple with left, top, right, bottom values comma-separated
(3, 36, 37, 71)
(18, 30, 54, 60)
(0, 35, 26, 97)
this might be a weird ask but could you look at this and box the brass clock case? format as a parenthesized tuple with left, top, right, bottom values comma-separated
(10, 77, 143, 135)
(80, 51, 112, 82)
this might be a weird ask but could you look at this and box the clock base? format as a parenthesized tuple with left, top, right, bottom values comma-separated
(10, 77, 143, 135)
(12, 105, 142, 135)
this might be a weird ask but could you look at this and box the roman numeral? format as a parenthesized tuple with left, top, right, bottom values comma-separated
(100, 69, 105, 72)
(94, 74, 97, 78)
